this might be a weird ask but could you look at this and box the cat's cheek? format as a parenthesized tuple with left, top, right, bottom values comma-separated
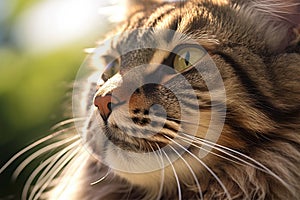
(82, 130, 107, 160)
(81, 114, 107, 160)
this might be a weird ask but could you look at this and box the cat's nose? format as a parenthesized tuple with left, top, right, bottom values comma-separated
(94, 94, 112, 121)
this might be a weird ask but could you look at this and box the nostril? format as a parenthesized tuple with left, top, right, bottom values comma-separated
(107, 102, 112, 111)
(94, 94, 112, 121)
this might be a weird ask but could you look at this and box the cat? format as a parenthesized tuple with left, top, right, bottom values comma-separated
(1, 0, 300, 199)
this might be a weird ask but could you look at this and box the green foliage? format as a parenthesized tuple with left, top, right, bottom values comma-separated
(0, 0, 105, 197)
(0, 46, 84, 143)
(0, 43, 89, 197)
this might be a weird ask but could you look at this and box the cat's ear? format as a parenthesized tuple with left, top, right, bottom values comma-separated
(239, 0, 300, 52)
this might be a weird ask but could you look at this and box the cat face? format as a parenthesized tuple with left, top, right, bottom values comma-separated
(78, 29, 226, 176)
(72, 0, 300, 197)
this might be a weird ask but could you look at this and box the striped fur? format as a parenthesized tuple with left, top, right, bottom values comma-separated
(5, 0, 299, 199)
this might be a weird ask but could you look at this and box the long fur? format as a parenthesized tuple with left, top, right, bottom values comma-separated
(2, 0, 299, 199)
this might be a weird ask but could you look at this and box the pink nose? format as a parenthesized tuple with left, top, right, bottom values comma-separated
(94, 94, 112, 120)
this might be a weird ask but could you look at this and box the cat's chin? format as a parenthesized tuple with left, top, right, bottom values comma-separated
(106, 147, 210, 193)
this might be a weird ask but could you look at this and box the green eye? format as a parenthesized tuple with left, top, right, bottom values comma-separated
(102, 59, 120, 81)
(173, 47, 206, 72)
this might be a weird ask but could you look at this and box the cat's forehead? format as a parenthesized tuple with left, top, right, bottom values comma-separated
(108, 28, 217, 60)
(108, 3, 221, 54)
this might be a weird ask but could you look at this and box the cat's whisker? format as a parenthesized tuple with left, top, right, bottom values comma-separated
(51, 117, 87, 131)
(150, 111, 218, 131)
(166, 117, 209, 128)
(24, 141, 81, 200)
(177, 133, 293, 190)
(29, 141, 81, 199)
(180, 133, 291, 191)
(167, 143, 203, 200)
(176, 134, 249, 168)
(30, 145, 81, 200)
(44, 147, 89, 199)
(151, 143, 165, 200)
(90, 167, 111, 185)
(21, 152, 64, 200)
(157, 149, 166, 200)
(177, 133, 268, 170)
(162, 149, 182, 200)
(165, 136, 232, 200)
(0, 126, 78, 175)
(13, 134, 80, 179)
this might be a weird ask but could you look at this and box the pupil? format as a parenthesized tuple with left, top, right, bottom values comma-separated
(184, 51, 190, 65)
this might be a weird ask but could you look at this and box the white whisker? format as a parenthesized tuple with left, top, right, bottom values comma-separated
(0, 126, 77, 175)
(162, 149, 182, 200)
(177, 134, 266, 171)
(166, 116, 221, 132)
(181, 133, 291, 191)
(21, 141, 80, 200)
(13, 135, 80, 179)
(47, 147, 89, 199)
(153, 143, 165, 200)
(21, 152, 59, 200)
(166, 136, 232, 200)
(30, 145, 81, 200)
(29, 141, 81, 199)
(51, 118, 87, 131)
(90, 168, 111, 185)
(166, 142, 203, 200)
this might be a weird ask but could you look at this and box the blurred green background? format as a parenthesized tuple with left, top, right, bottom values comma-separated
(0, 0, 119, 198)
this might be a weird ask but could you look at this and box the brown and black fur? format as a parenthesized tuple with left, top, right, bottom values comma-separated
(6, 0, 300, 199)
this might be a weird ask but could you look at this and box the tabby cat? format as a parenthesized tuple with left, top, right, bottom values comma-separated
(2, 0, 300, 199)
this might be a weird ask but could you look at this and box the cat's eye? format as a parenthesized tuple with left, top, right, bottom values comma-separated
(101, 59, 120, 81)
(173, 47, 206, 72)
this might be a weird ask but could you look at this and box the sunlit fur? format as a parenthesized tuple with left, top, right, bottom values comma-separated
(2, 0, 299, 199)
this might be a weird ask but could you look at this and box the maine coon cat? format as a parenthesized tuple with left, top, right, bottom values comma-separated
(1, 0, 300, 199)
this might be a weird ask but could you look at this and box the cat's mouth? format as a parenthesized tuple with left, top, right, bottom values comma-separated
(102, 121, 172, 153)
